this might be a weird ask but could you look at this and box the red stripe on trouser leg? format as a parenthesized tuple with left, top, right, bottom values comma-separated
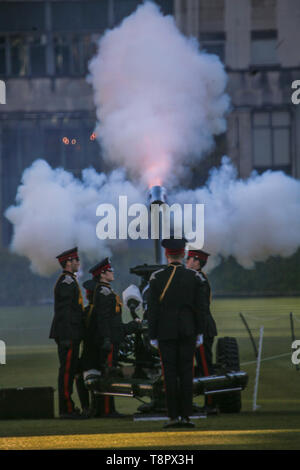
(199, 344, 209, 376)
(105, 345, 114, 415)
(198, 344, 212, 405)
(192, 352, 195, 377)
(64, 343, 73, 413)
(107, 345, 113, 367)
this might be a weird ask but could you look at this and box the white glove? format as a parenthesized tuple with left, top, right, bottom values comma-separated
(150, 339, 159, 349)
(196, 334, 203, 347)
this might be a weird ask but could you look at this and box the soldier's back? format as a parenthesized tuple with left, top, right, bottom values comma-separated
(149, 263, 205, 340)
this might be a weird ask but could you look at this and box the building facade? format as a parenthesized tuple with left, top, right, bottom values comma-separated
(0, 0, 299, 246)
(176, 0, 300, 180)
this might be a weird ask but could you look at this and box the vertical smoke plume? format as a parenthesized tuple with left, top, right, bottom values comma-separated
(88, 1, 229, 188)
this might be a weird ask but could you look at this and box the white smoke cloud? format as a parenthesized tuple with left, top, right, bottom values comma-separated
(88, 1, 229, 187)
(4, 2, 300, 278)
(172, 157, 300, 270)
(5, 160, 144, 276)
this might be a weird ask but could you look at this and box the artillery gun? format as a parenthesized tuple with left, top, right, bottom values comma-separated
(84, 264, 248, 418)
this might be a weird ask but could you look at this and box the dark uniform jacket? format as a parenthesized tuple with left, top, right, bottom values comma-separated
(148, 262, 208, 341)
(85, 281, 124, 346)
(49, 271, 84, 341)
(198, 270, 217, 338)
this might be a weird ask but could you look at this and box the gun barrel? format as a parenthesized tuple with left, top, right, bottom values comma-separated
(148, 185, 167, 263)
(88, 370, 248, 399)
(148, 185, 167, 205)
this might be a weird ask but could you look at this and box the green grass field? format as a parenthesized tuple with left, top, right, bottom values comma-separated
(0, 297, 300, 450)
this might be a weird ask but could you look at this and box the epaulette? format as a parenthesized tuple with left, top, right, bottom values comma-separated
(142, 284, 149, 297)
(195, 271, 206, 283)
(99, 285, 111, 296)
(62, 275, 75, 285)
(150, 268, 165, 281)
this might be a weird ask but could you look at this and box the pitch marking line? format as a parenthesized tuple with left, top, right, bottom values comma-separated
(241, 352, 291, 365)
(1, 429, 300, 450)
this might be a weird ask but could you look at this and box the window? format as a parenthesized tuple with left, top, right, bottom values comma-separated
(0, 1, 174, 78)
(9, 34, 47, 76)
(251, 30, 278, 66)
(0, 1, 105, 77)
(11, 35, 28, 76)
(199, 32, 225, 62)
(28, 35, 47, 76)
(82, 35, 98, 73)
(252, 111, 291, 174)
(53, 33, 99, 76)
(54, 35, 70, 76)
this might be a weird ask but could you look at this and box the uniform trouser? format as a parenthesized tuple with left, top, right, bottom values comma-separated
(100, 345, 116, 416)
(57, 340, 80, 415)
(158, 336, 195, 420)
(195, 336, 215, 407)
(75, 374, 116, 416)
(75, 349, 116, 415)
(195, 336, 214, 376)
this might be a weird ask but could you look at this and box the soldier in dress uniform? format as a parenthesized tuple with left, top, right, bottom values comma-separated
(186, 249, 217, 376)
(82, 258, 140, 417)
(76, 278, 119, 418)
(49, 247, 85, 419)
(82, 258, 124, 371)
(147, 238, 207, 429)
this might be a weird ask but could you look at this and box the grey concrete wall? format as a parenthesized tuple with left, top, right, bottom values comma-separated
(226, 108, 253, 179)
(277, 0, 300, 68)
(174, 0, 224, 36)
(4, 79, 94, 113)
(225, 0, 251, 69)
(294, 104, 300, 179)
(198, 0, 224, 32)
(251, 0, 276, 30)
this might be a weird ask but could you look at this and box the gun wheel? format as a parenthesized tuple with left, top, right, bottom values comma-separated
(215, 336, 242, 413)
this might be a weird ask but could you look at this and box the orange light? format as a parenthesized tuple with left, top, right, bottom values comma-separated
(148, 178, 162, 188)
(90, 132, 96, 141)
(71, 139, 77, 145)
(62, 137, 69, 145)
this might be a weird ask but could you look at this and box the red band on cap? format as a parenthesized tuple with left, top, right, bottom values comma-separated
(58, 252, 78, 263)
(188, 250, 208, 261)
(92, 263, 111, 277)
